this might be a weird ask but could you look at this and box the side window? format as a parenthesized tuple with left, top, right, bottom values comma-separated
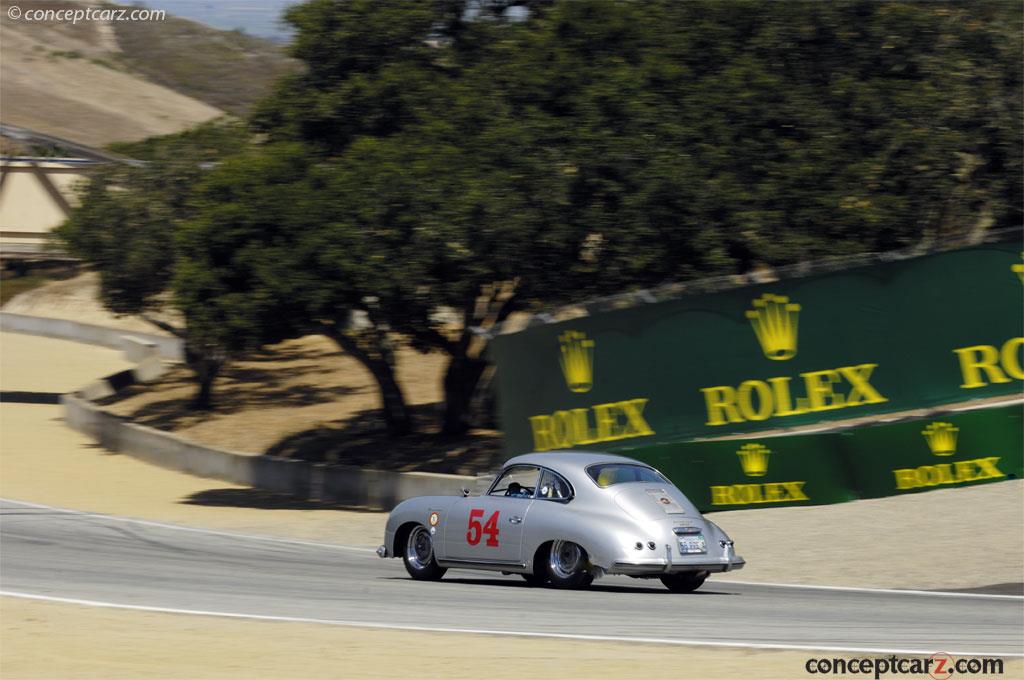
(536, 469, 573, 502)
(488, 466, 541, 498)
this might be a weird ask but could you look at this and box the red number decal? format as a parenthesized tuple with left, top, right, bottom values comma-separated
(466, 509, 501, 547)
(483, 511, 500, 547)
(466, 508, 484, 545)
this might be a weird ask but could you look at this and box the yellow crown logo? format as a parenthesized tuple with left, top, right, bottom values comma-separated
(922, 422, 958, 457)
(737, 443, 771, 477)
(1012, 252, 1024, 284)
(559, 330, 594, 393)
(746, 294, 801, 361)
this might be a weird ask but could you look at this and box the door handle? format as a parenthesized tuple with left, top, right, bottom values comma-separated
(509, 516, 523, 524)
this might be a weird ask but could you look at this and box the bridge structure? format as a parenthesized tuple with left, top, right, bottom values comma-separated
(0, 123, 138, 263)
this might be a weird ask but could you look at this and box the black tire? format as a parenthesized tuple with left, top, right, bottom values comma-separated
(660, 571, 708, 593)
(544, 540, 594, 589)
(520, 571, 547, 587)
(402, 525, 447, 581)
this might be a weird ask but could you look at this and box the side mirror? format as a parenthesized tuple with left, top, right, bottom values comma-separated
(461, 487, 471, 497)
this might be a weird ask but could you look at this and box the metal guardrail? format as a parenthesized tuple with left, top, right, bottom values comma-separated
(0, 123, 140, 165)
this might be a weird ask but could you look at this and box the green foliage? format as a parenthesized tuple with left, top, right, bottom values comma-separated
(252, 0, 460, 152)
(175, 142, 320, 354)
(55, 160, 199, 315)
(239, 0, 1021, 433)
(55, 123, 263, 407)
(58, 121, 256, 317)
(63, 0, 1022, 429)
(107, 118, 250, 161)
(490, 0, 1022, 287)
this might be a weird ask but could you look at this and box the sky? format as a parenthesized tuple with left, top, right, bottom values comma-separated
(141, 0, 297, 42)
(142, 1, 530, 43)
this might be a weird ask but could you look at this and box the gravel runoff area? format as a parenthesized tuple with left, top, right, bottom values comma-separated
(6, 597, 924, 680)
(1, 329, 1022, 678)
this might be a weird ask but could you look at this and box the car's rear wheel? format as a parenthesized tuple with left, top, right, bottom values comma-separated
(403, 525, 446, 581)
(660, 571, 707, 593)
(545, 540, 593, 589)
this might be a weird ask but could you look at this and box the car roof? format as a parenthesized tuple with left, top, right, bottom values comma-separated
(502, 450, 649, 474)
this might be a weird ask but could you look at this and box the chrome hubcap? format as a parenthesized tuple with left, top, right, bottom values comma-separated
(549, 540, 583, 579)
(406, 526, 433, 570)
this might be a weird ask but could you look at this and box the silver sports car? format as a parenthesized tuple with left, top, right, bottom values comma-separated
(377, 451, 745, 591)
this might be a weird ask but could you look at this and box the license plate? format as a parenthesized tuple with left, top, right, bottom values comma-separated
(678, 534, 707, 554)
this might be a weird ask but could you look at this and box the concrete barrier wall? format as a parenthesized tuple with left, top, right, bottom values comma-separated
(61, 393, 475, 510)
(0, 312, 184, 361)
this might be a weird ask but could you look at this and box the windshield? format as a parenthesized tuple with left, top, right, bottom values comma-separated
(587, 463, 669, 488)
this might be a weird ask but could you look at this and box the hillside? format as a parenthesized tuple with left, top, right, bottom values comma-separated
(0, 0, 296, 148)
(111, 6, 298, 116)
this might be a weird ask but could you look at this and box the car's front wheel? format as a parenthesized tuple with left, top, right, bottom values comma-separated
(403, 525, 447, 581)
(660, 571, 707, 593)
(544, 540, 593, 589)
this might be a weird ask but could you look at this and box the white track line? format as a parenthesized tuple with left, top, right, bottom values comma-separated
(3, 590, 1020, 658)
(0, 497, 375, 554)
(3, 497, 1021, 601)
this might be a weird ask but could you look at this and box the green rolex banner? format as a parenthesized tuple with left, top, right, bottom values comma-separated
(626, 433, 857, 512)
(490, 239, 1024, 457)
(840, 405, 1023, 499)
(619, 406, 1022, 513)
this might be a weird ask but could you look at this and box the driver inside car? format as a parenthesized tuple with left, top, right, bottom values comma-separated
(505, 482, 532, 498)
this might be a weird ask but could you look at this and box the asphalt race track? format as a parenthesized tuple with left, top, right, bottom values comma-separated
(2, 500, 1021, 657)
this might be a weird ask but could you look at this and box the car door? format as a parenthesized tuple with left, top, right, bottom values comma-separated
(443, 465, 539, 564)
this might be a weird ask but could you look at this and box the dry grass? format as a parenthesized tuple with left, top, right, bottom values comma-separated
(0, 0, 295, 146)
(0, 263, 81, 306)
(0, 0, 222, 146)
(111, 6, 298, 116)
(2, 271, 181, 333)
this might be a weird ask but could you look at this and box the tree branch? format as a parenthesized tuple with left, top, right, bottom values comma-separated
(139, 313, 186, 339)
(317, 320, 375, 367)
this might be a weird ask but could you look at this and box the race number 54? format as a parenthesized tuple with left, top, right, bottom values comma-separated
(466, 509, 500, 547)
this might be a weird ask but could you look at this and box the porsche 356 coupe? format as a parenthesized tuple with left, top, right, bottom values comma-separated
(376, 451, 744, 592)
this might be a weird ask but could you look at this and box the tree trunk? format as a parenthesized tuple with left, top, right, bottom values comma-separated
(140, 315, 223, 411)
(363, 352, 414, 436)
(321, 323, 413, 437)
(441, 353, 489, 435)
(439, 284, 518, 436)
(187, 352, 223, 410)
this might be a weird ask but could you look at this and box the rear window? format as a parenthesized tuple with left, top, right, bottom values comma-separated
(587, 463, 668, 488)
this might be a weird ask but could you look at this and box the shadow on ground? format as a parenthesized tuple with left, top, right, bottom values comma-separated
(181, 487, 380, 512)
(96, 335, 502, 476)
(97, 343, 362, 429)
(1, 391, 63, 404)
(934, 582, 1024, 596)
(265, 403, 503, 475)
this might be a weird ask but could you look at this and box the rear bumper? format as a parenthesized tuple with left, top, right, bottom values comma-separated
(609, 556, 745, 576)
